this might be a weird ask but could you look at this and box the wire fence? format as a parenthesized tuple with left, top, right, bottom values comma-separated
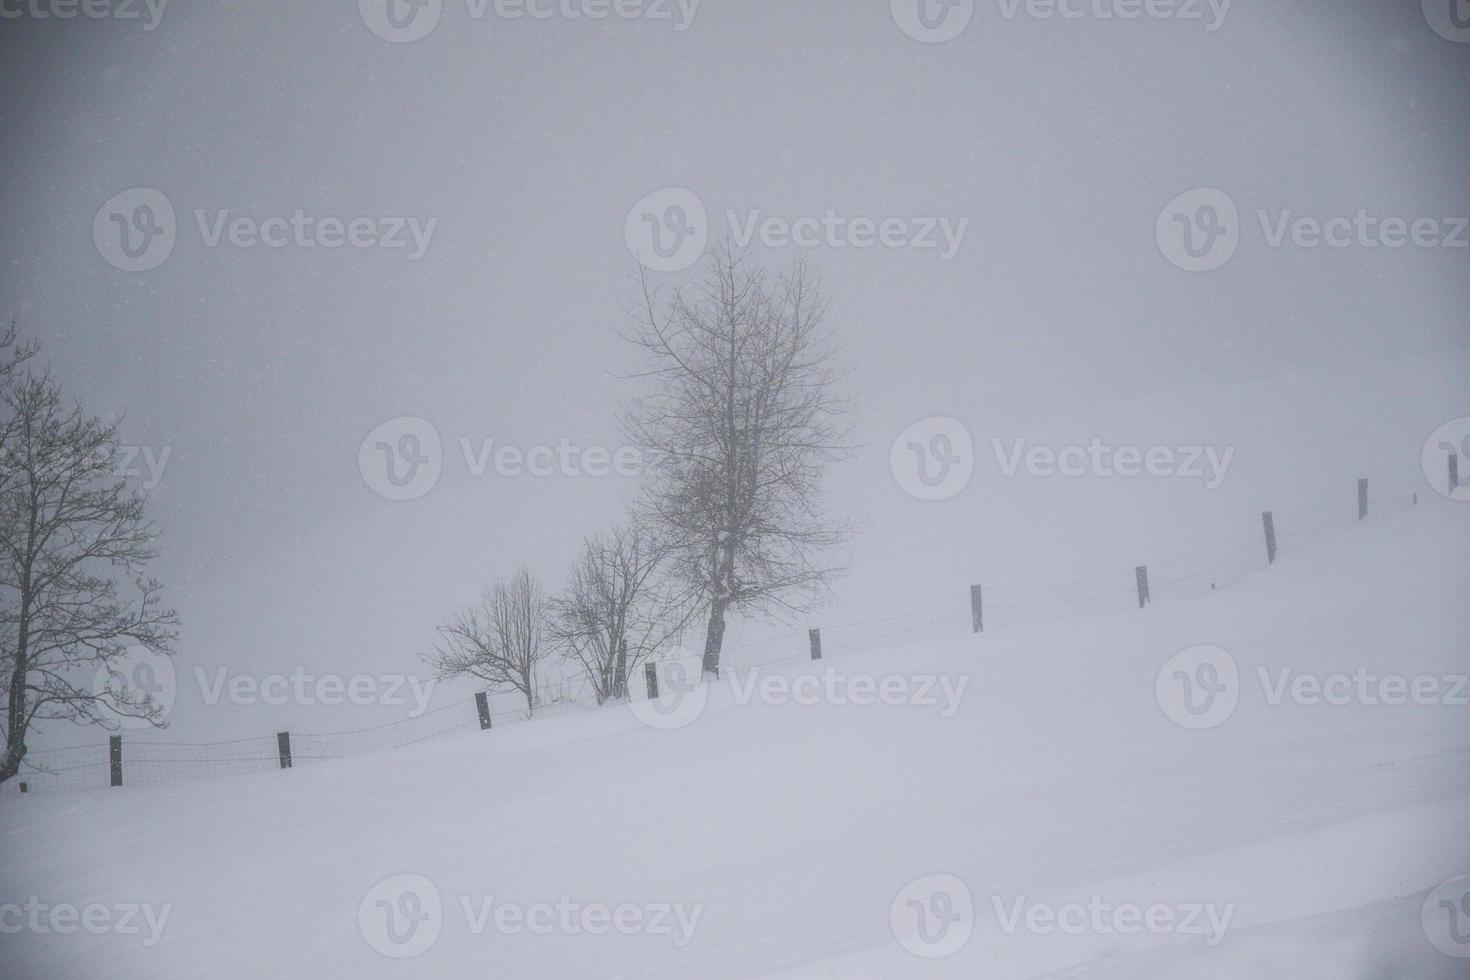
(2, 470, 1440, 796)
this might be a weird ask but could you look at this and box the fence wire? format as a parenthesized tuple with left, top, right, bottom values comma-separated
(2, 472, 1436, 795)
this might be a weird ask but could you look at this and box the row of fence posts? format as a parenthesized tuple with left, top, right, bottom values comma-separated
(97, 729, 295, 788)
(965, 470, 1449, 632)
(60, 465, 1463, 790)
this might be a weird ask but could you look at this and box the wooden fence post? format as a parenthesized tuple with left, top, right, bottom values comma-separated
(1358, 478, 1368, 521)
(1135, 565, 1150, 609)
(808, 628, 822, 660)
(644, 662, 659, 701)
(276, 731, 292, 769)
(970, 584, 983, 633)
(1262, 511, 1277, 565)
(475, 692, 493, 730)
(109, 735, 122, 787)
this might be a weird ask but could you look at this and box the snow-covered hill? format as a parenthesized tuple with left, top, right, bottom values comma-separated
(2, 499, 1468, 979)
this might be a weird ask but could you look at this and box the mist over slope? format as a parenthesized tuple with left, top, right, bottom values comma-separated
(17, 348, 1463, 752)
(2, 495, 1466, 979)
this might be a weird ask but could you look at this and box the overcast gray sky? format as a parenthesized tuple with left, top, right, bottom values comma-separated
(2, 0, 1467, 742)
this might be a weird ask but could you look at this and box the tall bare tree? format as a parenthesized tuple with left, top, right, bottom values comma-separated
(623, 245, 856, 679)
(549, 524, 691, 704)
(424, 567, 549, 716)
(0, 328, 179, 784)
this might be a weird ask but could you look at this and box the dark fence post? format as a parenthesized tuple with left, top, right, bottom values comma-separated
(1451, 453, 1460, 494)
(1358, 478, 1368, 521)
(109, 735, 122, 787)
(475, 692, 493, 730)
(970, 584, 983, 633)
(276, 731, 292, 769)
(644, 662, 659, 701)
(18, 782, 27, 793)
(1262, 511, 1277, 565)
(808, 628, 822, 661)
(1135, 565, 1150, 609)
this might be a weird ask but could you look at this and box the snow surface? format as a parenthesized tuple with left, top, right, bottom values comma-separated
(2, 501, 1468, 978)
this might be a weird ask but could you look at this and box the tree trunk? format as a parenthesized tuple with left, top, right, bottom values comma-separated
(2, 596, 31, 785)
(0, 738, 23, 784)
(701, 600, 727, 679)
(612, 636, 628, 701)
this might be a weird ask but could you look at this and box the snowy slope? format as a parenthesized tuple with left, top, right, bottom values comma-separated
(1, 500, 1468, 979)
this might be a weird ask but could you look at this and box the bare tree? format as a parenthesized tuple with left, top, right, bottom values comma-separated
(623, 244, 857, 679)
(549, 524, 691, 704)
(424, 567, 549, 716)
(0, 329, 179, 784)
